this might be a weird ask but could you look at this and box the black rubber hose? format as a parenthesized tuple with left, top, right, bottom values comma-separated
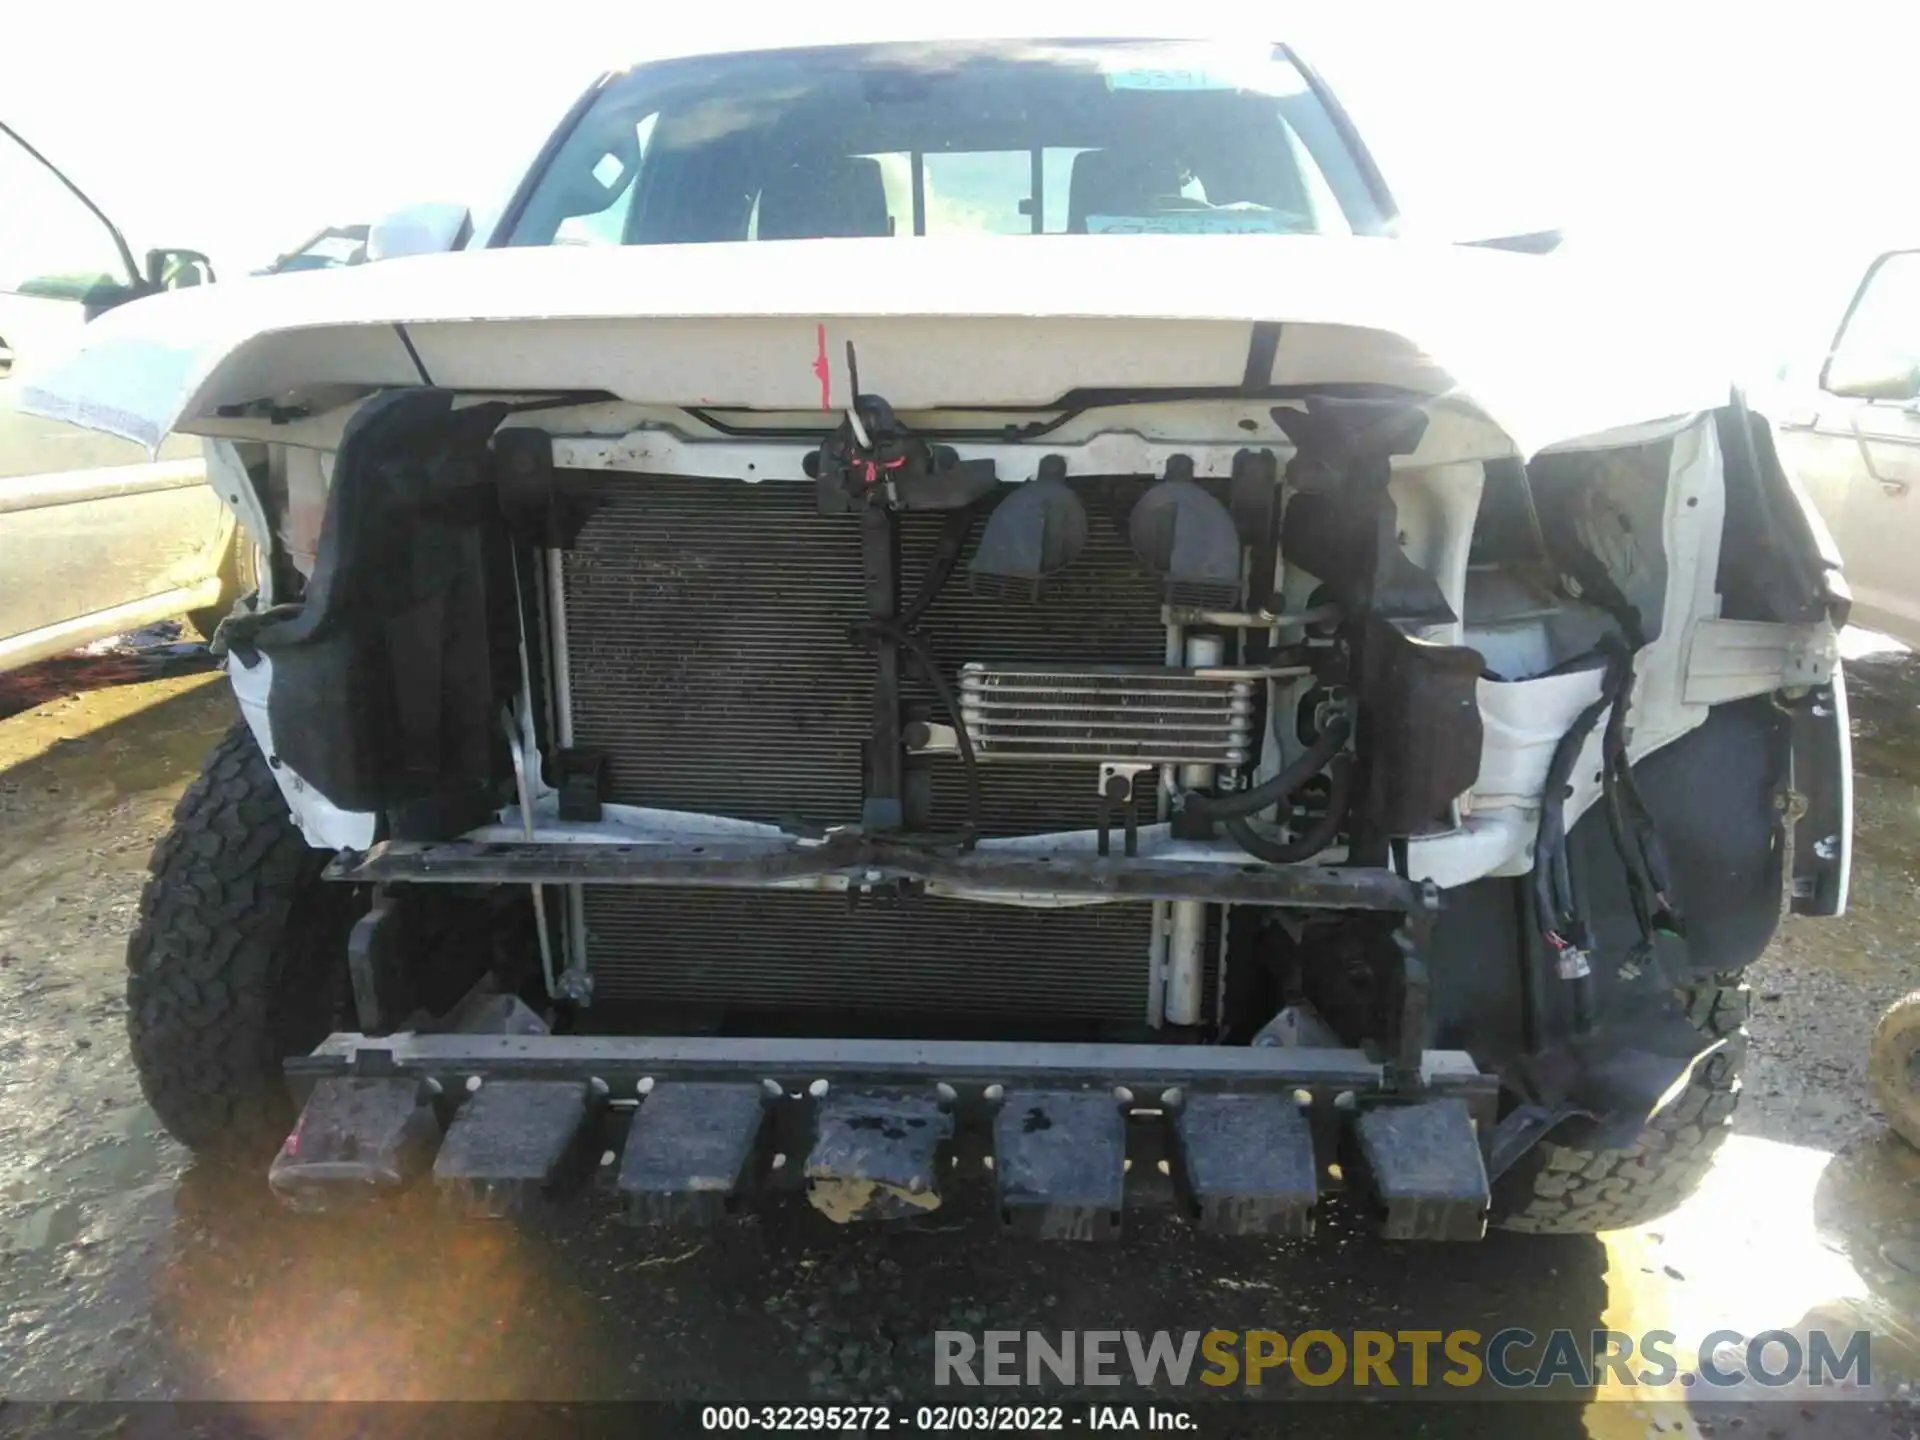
(1184, 713, 1354, 821)
(890, 625, 982, 850)
(1224, 755, 1356, 863)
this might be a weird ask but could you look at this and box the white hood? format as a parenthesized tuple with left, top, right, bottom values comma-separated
(21, 234, 1737, 458)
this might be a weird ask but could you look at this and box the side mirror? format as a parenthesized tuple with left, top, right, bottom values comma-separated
(1823, 351, 1920, 403)
(365, 202, 473, 262)
(145, 247, 216, 289)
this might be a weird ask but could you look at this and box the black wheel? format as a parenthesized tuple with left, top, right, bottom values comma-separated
(127, 722, 360, 1157)
(1870, 989, 1920, 1150)
(1491, 980, 1748, 1234)
(187, 534, 261, 643)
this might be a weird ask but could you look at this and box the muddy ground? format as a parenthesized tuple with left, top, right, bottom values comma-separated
(0, 635, 1916, 1437)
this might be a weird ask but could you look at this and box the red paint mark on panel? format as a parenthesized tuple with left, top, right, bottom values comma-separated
(812, 323, 831, 410)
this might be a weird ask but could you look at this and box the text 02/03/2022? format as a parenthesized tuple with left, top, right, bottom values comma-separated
(699, 1404, 1197, 1431)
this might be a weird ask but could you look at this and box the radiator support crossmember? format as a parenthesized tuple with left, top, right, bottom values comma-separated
(328, 837, 1433, 911)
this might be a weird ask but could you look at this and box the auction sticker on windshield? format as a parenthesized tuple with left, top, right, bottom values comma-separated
(1086, 211, 1291, 235)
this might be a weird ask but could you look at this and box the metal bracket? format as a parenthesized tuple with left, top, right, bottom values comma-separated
(346, 886, 409, 1035)
(553, 748, 607, 822)
(904, 721, 958, 756)
(553, 960, 594, 1006)
(1386, 887, 1441, 1091)
(1096, 763, 1150, 858)
(1484, 1100, 1591, 1183)
(1682, 617, 1839, 705)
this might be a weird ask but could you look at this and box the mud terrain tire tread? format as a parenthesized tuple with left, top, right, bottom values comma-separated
(126, 721, 348, 1157)
(1492, 980, 1748, 1234)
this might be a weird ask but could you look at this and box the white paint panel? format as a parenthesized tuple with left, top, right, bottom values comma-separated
(227, 652, 379, 852)
(20, 235, 1736, 461)
(407, 314, 1250, 411)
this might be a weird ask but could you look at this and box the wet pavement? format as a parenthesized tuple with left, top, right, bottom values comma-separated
(0, 638, 1916, 1435)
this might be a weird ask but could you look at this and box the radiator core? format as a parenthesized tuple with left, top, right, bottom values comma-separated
(556, 473, 1208, 1021)
(558, 474, 1173, 834)
(582, 887, 1164, 1024)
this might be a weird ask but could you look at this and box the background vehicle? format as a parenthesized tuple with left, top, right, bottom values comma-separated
(1775, 247, 1920, 646)
(28, 35, 1852, 1244)
(0, 123, 250, 673)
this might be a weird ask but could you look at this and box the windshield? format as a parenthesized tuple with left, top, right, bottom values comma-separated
(503, 40, 1390, 248)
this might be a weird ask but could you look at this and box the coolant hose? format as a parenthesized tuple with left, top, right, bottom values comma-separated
(1183, 714, 1354, 822)
(1224, 755, 1355, 863)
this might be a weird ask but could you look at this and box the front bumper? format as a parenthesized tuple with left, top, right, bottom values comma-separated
(277, 1030, 1500, 1242)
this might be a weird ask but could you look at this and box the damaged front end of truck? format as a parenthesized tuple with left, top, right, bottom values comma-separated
(25, 231, 1851, 1239)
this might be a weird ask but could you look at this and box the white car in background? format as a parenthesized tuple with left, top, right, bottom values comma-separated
(0, 123, 251, 672)
(1774, 247, 1920, 646)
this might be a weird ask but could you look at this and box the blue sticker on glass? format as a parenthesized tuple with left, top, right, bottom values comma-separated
(1086, 210, 1290, 235)
(1103, 67, 1234, 91)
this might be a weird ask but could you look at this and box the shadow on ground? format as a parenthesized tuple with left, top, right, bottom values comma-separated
(0, 623, 214, 726)
(147, 1160, 1620, 1433)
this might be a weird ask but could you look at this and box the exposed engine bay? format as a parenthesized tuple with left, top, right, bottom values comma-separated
(196, 365, 1844, 1067)
(21, 244, 1854, 1234)
(540, 388, 1456, 1034)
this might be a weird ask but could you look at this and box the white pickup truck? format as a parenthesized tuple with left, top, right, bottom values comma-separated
(1774, 248, 1920, 646)
(18, 29, 1855, 1247)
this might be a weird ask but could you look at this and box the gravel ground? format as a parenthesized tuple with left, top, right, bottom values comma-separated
(0, 642, 1915, 1438)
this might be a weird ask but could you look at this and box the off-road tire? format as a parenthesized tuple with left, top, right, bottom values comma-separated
(127, 722, 358, 1157)
(1869, 989, 1920, 1150)
(1491, 980, 1748, 1234)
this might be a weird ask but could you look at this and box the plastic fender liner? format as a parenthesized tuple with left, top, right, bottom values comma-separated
(1351, 619, 1484, 843)
(250, 390, 514, 830)
(1577, 695, 1790, 979)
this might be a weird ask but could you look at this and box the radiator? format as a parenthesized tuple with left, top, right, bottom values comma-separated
(556, 473, 1198, 1022)
(582, 888, 1163, 1023)
(558, 474, 1171, 834)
